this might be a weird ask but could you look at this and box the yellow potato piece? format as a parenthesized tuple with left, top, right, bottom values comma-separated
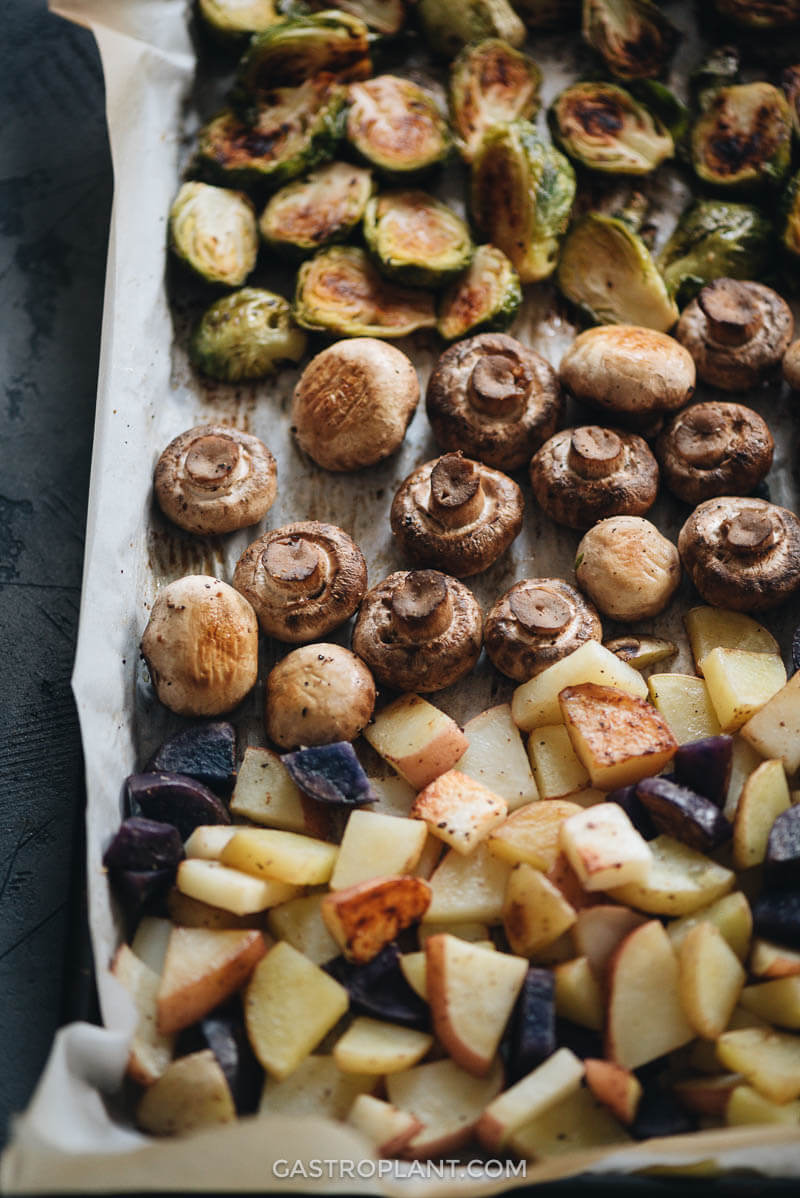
(716, 1028, 800, 1104)
(503, 863, 577, 956)
(678, 921, 746, 1040)
(607, 834, 735, 917)
(511, 640, 647, 732)
(701, 648, 786, 733)
(685, 606, 779, 674)
(333, 1017, 433, 1074)
(559, 683, 677, 790)
(733, 758, 791, 870)
(488, 799, 583, 871)
(647, 673, 721, 744)
(527, 725, 590, 800)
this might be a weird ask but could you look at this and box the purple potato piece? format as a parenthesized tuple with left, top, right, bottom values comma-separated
(103, 817, 184, 872)
(177, 1001, 263, 1115)
(507, 967, 555, 1084)
(324, 944, 429, 1029)
(792, 625, 800, 675)
(636, 776, 732, 853)
(126, 772, 230, 840)
(281, 742, 375, 806)
(607, 785, 657, 840)
(673, 735, 733, 808)
(766, 806, 800, 889)
(752, 890, 800, 949)
(109, 866, 174, 920)
(630, 1083, 695, 1140)
(146, 722, 237, 794)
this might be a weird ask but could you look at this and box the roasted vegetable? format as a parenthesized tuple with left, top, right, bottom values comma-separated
(752, 890, 800, 949)
(437, 244, 522, 340)
(779, 170, 800, 263)
(190, 289, 307, 382)
(449, 39, 541, 164)
(507, 967, 556, 1084)
(177, 1003, 263, 1115)
(346, 76, 452, 178)
(550, 82, 673, 175)
(714, 0, 800, 28)
(556, 213, 678, 330)
(103, 817, 184, 873)
(281, 742, 375, 806)
(258, 162, 373, 257)
(690, 45, 740, 113)
(691, 83, 792, 194)
(673, 736, 733, 809)
(307, 0, 407, 34)
(636, 777, 733, 854)
(416, 0, 525, 59)
(294, 245, 437, 336)
(513, 0, 580, 26)
(582, 0, 679, 80)
(471, 120, 576, 284)
(235, 11, 371, 99)
(325, 945, 430, 1028)
(363, 191, 473, 287)
(658, 199, 774, 305)
(197, 0, 282, 42)
(169, 182, 258, 287)
(146, 723, 237, 794)
(766, 806, 800, 889)
(783, 65, 800, 138)
(607, 784, 658, 841)
(126, 773, 231, 841)
(628, 80, 689, 152)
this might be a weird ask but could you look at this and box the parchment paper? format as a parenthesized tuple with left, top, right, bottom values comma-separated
(3, 0, 800, 1190)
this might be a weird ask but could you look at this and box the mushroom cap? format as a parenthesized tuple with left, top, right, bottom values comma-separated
(656, 402, 774, 506)
(576, 517, 681, 623)
(233, 521, 368, 643)
(390, 452, 524, 578)
(291, 338, 419, 471)
(675, 279, 794, 392)
(352, 569, 483, 693)
(529, 426, 659, 530)
(425, 333, 563, 471)
(484, 578, 602, 682)
(141, 575, 259, 717)
(784, 339, 800, 391)
(265, 644, 376, 749)
(154, 424, 277, 535)
(678, 497, 800, 613)
(559, 326, 696, 415)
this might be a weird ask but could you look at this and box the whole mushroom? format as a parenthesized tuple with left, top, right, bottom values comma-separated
(233, 521, 367, 643)
(529, 426, 659, 530)
(425, 333, 562, 471)
(678, 497, 800, 613)
(154, 424, 277, 535)
(265, 644, 376, 749)
(483, 579, 602, 682)
(576, 517, 681, 623)
(390, 452, 524, 578)
(784, 340, 800, 391)
(352, 570, 483, 693)
(656, 402, 774, 505)
(141, 575, 259, 717)
(675, 279, 794, 391)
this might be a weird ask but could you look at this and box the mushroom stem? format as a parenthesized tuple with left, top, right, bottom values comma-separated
(428, 454, 485, 528)
(263, 536, 324, 595)
(509, 586, 572, 635)
(184, 434, 243, 488)
(467, 354, 526, 416)
(567, 427, 624, 480)
(724, 511, 776, 554)
(698, 280, 762, 348)
(391, 571, 453, 643)
(673, 409, 730, 468)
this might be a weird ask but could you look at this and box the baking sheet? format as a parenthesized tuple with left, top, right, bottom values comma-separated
(3, 0, 800, 1190)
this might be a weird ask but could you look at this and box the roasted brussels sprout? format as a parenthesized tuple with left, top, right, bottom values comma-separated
(258, 162, 373, 257)
(690, 45, 740, 113)
(235, 11, 371, 100)
(449, 39, 541, 164)
(780, 171, 800, 263)
(714, 0, 800, 28)
(197, 0, 282, 42)
(363, 191, 473, 288)
(658, 199, 774, 305)
(582, 0, 679, 81)
(189, 289, 307, 382)
(557, 212, 678, 331)
(294, 245, 437, 337)
(691, 83, 792, 194)
(471, 120, 576, 284)
(307, 0, 407, 34)
(437, 244, 522, 340)
(346, 76, 452, 178)
(169, 182, 258, 287)
(783, 65, 800, 139)
(550, 82, 673, 175)
(416, 0, 525, 59)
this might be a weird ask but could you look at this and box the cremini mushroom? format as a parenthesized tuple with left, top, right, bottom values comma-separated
(390, 452, 524, 578)
(233, 521, 367, 643)
(678, 497, 800, 613)
(784, 339, 800, 390)
(529, 426, 659, 530)
(154, 424, 277, 535)
(576, 517, 681, 622)
(352, 569, 483, 692)
(656, 402, 774, 505)
(483, 578, 602, 682)
(559, 325, 696, 421)
(425, 333, 562, 471)
(675, 279, 794, 391)
(265, 643, 376, 749)
(291, 338, 419, 471)
(141, 576, 259, 717)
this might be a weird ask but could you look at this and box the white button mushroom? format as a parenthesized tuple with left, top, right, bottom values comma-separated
(575, 517, 681, 622)
(265, 644, 376, 749)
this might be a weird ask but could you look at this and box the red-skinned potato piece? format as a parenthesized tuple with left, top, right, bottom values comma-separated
(321, 876, 432, 963)
(157, 927, 268, 1035)
(584, 1059, 642, 1125)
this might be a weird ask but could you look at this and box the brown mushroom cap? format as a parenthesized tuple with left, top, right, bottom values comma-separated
(784, 339, 800, 391)
(559, 326, 696, 415)
(265, 643, 376, 749)
(675, 279, 794, 392)
(352, 569, 483, 692)
(291, 338, 419, 471)
(529, 426, 659, 530)
(390, 452, 524, 578)
(233, 521, 367, 643)
(154, 424, 277, 535)
(576, 517, 681, 622)
(141, 575, 259, 716)
(425, 333, 563, 472)
(656, 402, 774, 506)
(678, 497, 800, 613)
(484, 578, 602, 682)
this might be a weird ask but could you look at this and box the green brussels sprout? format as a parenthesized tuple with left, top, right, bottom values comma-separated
(294, 245, 437, 336)
(196, 0, 283, 42)
(582, 0, 679, 81)
(306, 0, 407, 34)
(783, 65, 800, 139)
(169, 181, 258, 286)
(557, 212, 678, 331)
(779, 171, 800, 262)
(549, 82, 673, 175)
(236, 12, 371, 100)
(691, 82, 792, 194)
(346, 76, 452, 178)
(416, 0, 525, 59)
(629, 80, 690, 155)
(363, 191, 474, 287)
(471, 120, 576, 284)
(449, 39, 542, 164)
(714, 0, 800, 28)
(437, 244, 522, 340)
(190, 288, 307, 381)
(259, 162, 374, 257)
(690, 45, 740, 113)
(658, 199, 774, 305)
(513, 0, 580, 28)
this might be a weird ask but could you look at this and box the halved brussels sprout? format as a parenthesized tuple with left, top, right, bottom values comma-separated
(294, 245, 437, 336)
(190, 288, 308, 381)
(783, 65, 800, 139)
(629, 80, 690, 156)
(582, 0, 679, 80)
(235, 11, 371, 98)
(714, 0, 800, 28)
(690, 45, 740, 113)
(169, 182, 258, 286)
(416, 0, 525, 59)
(550, 82, 673, 175)
(658, 199, 774, 305)
(513, 0, 580, 27)
(779, 171, 800, 262)
(363, 191, 473, 287)
(437, 244, 522, 340)
(471, 120, 576, 284)
(197, 0, 282, 41)
(259, 162, 374, 257)
(557, 212, 679, 331)
(346, 76, 452, 178)
(449, 39, 541, 164)
(691, 83, 792, 193)
(307, 0, 407, 34)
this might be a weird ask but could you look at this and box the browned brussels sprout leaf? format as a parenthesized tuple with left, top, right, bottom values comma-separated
(449, 39, 541, 164)
(691, 82, 792, 194)
(259, 162, 374, 257)
(346, 76, 452, 179)
(363, 190, 473, 288)
(437, 244, 522, 341)
(550, 81, 673, 175)
(294, 245, 437, 337)
(582, 0, 679, 81)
